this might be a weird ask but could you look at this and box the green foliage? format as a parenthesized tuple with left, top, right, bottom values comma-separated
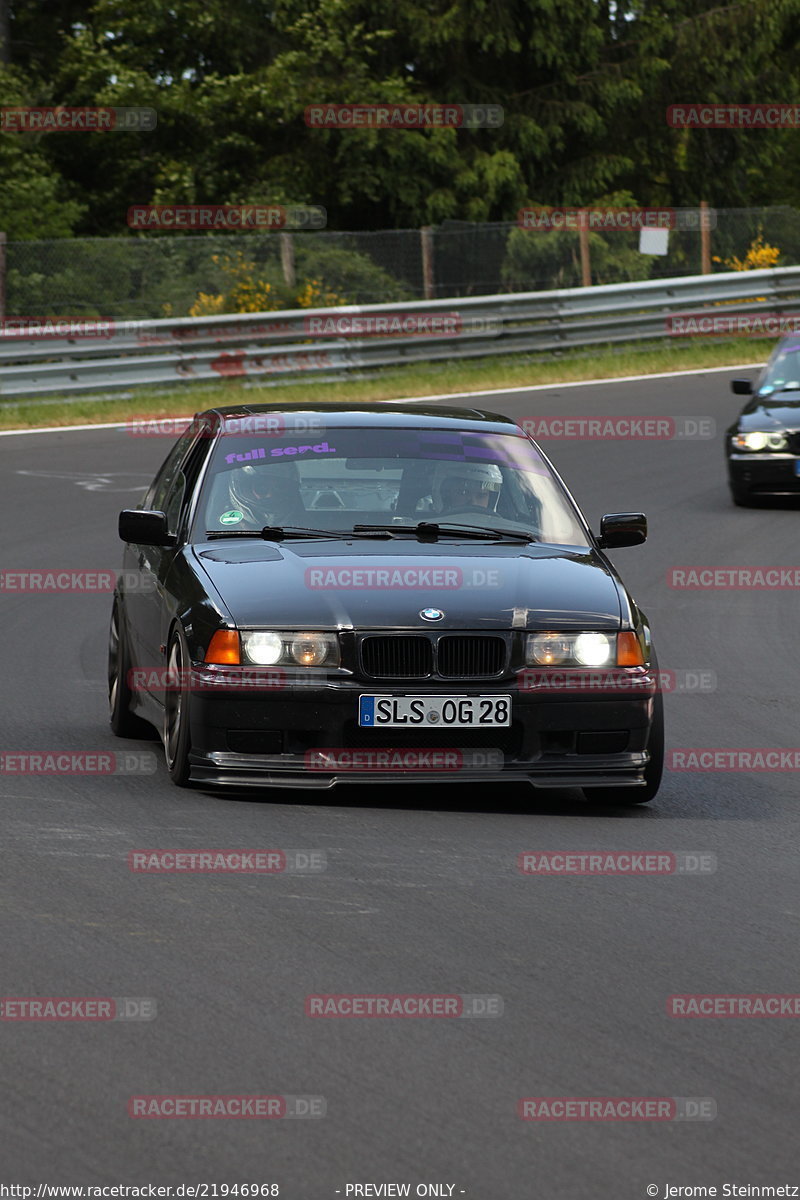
(502, 190, 655, 290)
(2, 0, 800, 253)
(0, 64, 85, 237)
(3, 233, 414, 317)
(502, 226, 654, 292)
(293, 242, 414, 303)
(7, 239, 145, 314)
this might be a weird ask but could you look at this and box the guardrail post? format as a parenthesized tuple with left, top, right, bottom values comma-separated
(0, 232, 6, 319)
(421, 226, 435, 299)
(700, 201, 711, 274)
(280, 232, 296, 287)
(579, 222, 591, 286)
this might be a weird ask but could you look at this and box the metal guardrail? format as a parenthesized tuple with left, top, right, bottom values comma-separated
(1, 266, 798, 399)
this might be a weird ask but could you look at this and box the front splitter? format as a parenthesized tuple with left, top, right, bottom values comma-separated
(188, 750, 649, 790)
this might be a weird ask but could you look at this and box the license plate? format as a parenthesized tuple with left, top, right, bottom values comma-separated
(358, 695, 511, 728)
(794, 460, 800, 476)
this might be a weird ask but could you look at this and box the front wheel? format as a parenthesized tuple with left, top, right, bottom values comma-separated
(582, 689, 664, 806)
(730, 483, 754, 507)
(164, 629, 194, 787)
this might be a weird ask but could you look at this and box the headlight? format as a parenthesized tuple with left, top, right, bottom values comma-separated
(525, 631, 619, 668)
(732, 431, 788, 451)
(527, 632, 572, 665)
(290, 634, 333, 666)
(241, 630, 339, 667)
(242, 631, 283, 665)
(573, 632, 613, 667)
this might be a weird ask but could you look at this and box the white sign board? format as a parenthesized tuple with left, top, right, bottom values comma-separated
(639, 227, 670, 255)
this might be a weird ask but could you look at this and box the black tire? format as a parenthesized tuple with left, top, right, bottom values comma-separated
(108, 600, 152, 738)
(164, 628, 194, 787)
(730, 484, 753, 507)
(582, 689, 664, 806)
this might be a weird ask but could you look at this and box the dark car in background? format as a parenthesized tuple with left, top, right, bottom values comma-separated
(727, 336, 800, 505)
(109, 403, 663, 804)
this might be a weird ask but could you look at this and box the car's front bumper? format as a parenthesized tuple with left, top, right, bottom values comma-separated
(189, 752, 649, 790)
(182, 666, 657, 790)
(728, 452, 800, 494)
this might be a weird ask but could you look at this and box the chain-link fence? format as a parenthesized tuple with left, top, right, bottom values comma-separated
(2, 208, 799, 320)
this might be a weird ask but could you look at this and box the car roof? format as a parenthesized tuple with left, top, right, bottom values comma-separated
(198, 401, 522, 435)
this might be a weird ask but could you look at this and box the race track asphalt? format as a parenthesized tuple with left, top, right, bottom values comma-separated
(1, 367, 798, 1198)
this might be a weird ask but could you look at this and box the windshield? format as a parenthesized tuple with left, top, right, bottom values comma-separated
(759, 343, 800, 394)
(193, 424, 590, 547)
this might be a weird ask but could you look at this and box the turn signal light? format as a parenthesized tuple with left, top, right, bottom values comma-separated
(617, 631, 645, 667)
(204, 630, 241, 664)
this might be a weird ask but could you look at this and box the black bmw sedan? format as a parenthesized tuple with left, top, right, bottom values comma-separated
(110, 403, 663, 803)
(726, 335, 800, 504)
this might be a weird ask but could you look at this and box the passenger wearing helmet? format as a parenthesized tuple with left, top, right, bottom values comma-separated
(431, 461, 503, 515)
(228, 462, 302, 527)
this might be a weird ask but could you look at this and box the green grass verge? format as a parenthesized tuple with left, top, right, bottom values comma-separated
(0, 338, 770, 431)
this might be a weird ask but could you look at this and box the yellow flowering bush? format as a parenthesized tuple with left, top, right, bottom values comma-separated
(188, 292, 226, 316)
(295, 279, 345, 308)
(713, 232, 781, 272)
(190, 252, 347, 316)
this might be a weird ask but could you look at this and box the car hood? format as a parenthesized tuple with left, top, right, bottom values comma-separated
(739, 394, 800, 429)
(192, 540, 624, 630)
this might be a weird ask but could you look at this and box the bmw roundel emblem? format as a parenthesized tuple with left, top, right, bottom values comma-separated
(420, 607, 445, 622)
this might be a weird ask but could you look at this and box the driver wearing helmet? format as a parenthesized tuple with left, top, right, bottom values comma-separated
(431, 461, 503, 514)
(228, 462, 301, 527)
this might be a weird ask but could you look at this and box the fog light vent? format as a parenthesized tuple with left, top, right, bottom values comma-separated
(577, 731, 629, 755)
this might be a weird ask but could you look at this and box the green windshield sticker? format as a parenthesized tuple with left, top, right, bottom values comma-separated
(219, 509, 245, 525)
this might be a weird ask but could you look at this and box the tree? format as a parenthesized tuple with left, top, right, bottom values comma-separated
(0, 61, 85, 237)
(3, 0, 800, 240)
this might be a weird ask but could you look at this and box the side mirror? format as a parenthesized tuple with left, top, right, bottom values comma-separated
(731, 379, 754, 396)
(118, 509, 175, 546)
(597, 512, 647, 549)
